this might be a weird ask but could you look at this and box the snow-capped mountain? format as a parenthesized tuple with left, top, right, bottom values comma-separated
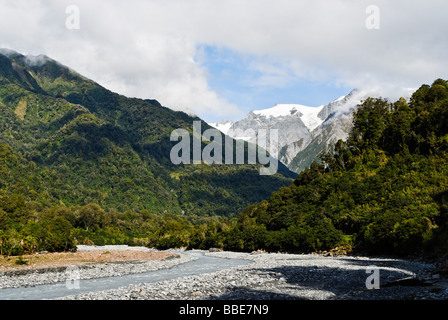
(209, 89, 370, 173)
(209, 120, 235, 135)
(211, 103, 326, 134)
(210, 87, 416, 173)
(210, 104, 319, 162)
(252, 104, 325, 131)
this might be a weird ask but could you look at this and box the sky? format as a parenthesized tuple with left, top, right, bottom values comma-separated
(0, 0, 447, 123)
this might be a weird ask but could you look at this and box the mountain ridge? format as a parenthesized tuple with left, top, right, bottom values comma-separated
(0, 49, 295, 217)
(209, 89, 370, 173)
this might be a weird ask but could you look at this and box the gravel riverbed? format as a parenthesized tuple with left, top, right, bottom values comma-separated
(0, 246, 195, 290)
(58, 249, 448, 300)
(1, 246, 447, 300)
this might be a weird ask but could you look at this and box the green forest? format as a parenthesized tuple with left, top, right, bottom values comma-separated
(228, 79, 448, 258)
(0, 50, 447, 260)
(0, 50, 293, 255)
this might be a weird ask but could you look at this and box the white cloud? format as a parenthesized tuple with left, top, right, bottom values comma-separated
(0, 0, 447, 120)
(0, 0, 245, 120)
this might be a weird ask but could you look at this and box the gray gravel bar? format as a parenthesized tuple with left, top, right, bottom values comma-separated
(0, 246, 195, 291)
(58, 249, 448, 300)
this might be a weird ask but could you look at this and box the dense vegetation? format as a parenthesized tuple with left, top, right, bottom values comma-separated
(223, 79, 448, 258)
(0, 50, 293, 214)
(0, 142, 286, 255)
(0, 50, 293, 256)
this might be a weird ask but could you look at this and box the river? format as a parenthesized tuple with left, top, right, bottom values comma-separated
(0, 250, 252, 300)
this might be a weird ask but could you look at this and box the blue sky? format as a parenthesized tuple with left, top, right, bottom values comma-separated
(197, 45, 352, 122)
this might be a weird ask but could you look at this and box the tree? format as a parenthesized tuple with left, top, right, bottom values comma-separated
(75, 203, 107, 231)
(36, 215, 75, 252)
(348, 97, 391, 152)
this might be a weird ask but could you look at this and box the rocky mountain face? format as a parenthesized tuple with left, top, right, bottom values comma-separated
(210, 89, 371, 173)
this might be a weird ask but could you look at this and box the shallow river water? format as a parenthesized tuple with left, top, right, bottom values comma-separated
(0, 250, 252, 300)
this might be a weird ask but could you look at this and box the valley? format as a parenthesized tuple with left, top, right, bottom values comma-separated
(0, 49, 447, 283)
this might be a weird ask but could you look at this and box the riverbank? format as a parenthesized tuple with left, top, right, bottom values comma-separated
(0, 248, 178, 273)
(0, 246, 195, 290)
(60, 249, 448, 300)
(1, 246, 447, 300)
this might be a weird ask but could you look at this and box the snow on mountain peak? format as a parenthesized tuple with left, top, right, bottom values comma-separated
(252, 104, 324, 131)
(208, 120, 234, 135)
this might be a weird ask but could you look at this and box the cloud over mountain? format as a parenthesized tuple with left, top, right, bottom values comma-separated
(1, 0, 447, 121)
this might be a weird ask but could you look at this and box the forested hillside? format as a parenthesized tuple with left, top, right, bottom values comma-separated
(0, 50, 294, 255)
(223, 79, 448, 258)
(0, 50, 293, 213)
